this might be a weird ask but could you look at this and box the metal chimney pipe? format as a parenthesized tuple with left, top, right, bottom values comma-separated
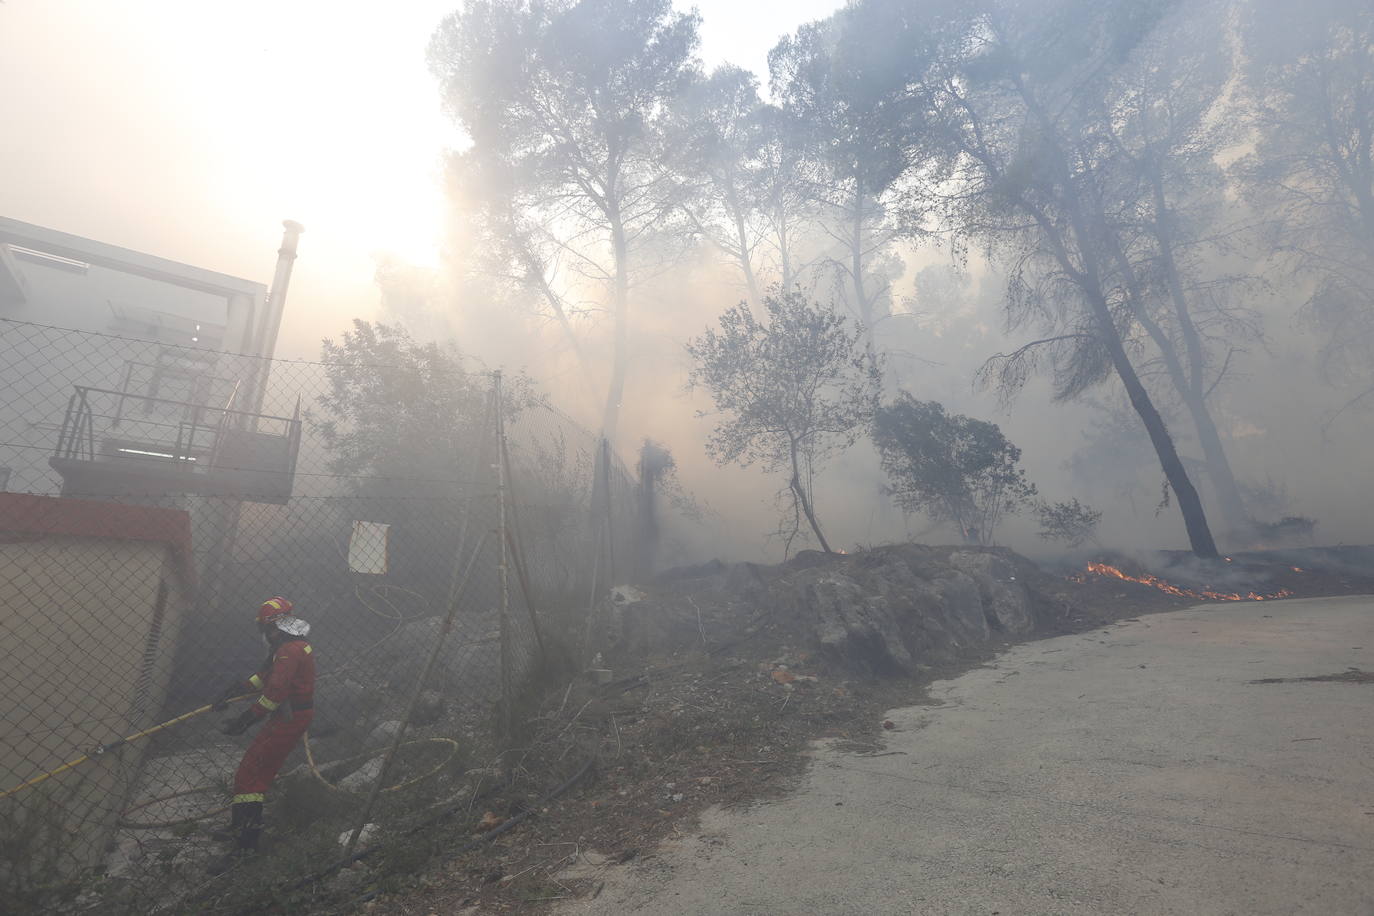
(253, 219, 304, 360)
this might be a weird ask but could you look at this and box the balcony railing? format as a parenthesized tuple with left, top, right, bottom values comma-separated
(50, 386, 301, 504)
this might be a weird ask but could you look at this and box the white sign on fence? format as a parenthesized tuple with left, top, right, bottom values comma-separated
(347, 520, 390, 575)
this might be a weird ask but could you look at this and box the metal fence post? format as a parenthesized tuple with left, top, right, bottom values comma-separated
(601, 436, 615, 586)
(340, 376, 501, 859)
(0, 318, 657, 903)
(495, 372, 513, 744)
(497, 389, 546, 663)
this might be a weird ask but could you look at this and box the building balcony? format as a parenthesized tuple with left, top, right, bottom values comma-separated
(49, 386, 301, 504)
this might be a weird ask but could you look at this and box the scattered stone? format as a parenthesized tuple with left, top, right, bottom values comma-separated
(338, 823, 378, 848)
(339, 757, 385, 791)
(621, 545, 1059, 675)
(411, 690, 447, 727)
(368, 720, 404, 745)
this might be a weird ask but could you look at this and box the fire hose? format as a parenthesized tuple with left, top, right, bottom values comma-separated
(1, 696, 459, 828)
(0, 694, 254, 801)
(246, 754, 598, 915)
(116, 734, 461, 830)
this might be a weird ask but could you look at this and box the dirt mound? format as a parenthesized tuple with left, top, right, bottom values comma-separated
(604, 544, 1073, 675)
(311, 545, 1374, 913)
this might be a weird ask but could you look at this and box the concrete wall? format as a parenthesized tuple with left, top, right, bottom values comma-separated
(0, 534, 190, 884)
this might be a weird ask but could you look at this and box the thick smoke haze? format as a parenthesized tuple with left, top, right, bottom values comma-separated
(6, 0, 1374, 566)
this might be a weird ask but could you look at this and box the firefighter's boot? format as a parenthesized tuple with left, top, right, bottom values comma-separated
(210, 801, 247, 843)
(206, 802, 263, 874)
(236, 801, 264, 853)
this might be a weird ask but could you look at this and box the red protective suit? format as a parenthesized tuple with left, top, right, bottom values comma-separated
(231, 637, 315, 804)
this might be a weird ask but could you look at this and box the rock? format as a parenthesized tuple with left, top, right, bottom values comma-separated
(611, 584, 646, 604)
(946, 551, 1037, 635)
(653, 558, 727, 583)
(601, 545, 1060, 676)
(722, 562, 769, 600)
(411, 690, 446, 727)
(617, 596, 707, 656)
(339, 757, 384, 791)
(928, 570, 990, 644)
(774, 569, 916, 674)
(788, 549, 832, 570)
(338, 823, 378, 848)
(368, 720, 404, 745)
(376, 615, 499, 695)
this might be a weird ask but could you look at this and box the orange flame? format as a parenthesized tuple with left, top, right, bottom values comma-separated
(1074, 562, 1293, 602)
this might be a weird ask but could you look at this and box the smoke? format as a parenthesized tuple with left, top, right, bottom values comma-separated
(6, 0, 1373, 569)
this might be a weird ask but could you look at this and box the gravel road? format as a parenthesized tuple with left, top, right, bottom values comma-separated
(556, 595, 1374, 915)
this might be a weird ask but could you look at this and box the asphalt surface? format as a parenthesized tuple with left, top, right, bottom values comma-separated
(556, 596, 1374, 915)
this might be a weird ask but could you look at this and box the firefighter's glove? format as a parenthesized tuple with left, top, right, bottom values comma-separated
(221, 711, 255, 736)
(211, 682, 240, 713)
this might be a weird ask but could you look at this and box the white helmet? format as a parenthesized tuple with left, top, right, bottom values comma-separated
(275, 615, 311, 637)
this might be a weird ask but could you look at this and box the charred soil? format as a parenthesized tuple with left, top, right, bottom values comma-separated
(314, 544, 1374, 915)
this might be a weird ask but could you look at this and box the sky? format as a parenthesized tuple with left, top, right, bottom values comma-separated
(0, 0, 843, 357)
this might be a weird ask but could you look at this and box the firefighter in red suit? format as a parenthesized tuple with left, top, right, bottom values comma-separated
(209, 597, 315, 867)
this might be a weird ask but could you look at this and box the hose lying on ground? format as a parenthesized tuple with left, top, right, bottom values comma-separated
(303, 734, 461, 795)
(233, 754, 598, 915)
(117, 734, 461, 830)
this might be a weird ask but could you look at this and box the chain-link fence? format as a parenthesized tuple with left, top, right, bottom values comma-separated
(0, 318, 644, 913)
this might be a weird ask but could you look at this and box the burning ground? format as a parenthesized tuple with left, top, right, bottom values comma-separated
(255, 544, 1374, 914)
(1064, 546, 1374, 613)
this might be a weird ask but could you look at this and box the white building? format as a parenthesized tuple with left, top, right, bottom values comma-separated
(0, 217, 301, 501)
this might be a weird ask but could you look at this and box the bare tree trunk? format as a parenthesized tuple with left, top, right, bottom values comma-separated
(602, 214, 630, 443)
(1147, 174, 1250, 531)
(850, 190, 876, 355)
(1089, 288, 1219, 558)
(1079, 238, 1218, 556)
(789, 439, 832, 552)
(776, 201, 795, 292)
(523, 247, 594, 382)
(1103, 226, 1249, 533)
(1008, 73, 1219, 557)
